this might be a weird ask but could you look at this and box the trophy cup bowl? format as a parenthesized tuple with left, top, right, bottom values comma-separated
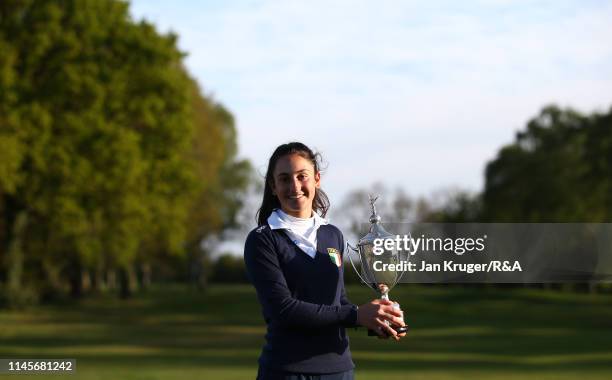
(346, 195, 409, 335)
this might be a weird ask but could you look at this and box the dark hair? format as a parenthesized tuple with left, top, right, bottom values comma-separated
(256, 142, 330, 226)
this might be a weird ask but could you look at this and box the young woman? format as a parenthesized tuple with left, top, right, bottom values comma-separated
(244, 142, 406, 380)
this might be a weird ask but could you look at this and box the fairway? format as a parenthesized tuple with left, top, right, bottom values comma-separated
(1, 284, 612, 380)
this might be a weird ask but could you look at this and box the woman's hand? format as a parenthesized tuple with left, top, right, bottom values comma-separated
(357, 299, 407, 341)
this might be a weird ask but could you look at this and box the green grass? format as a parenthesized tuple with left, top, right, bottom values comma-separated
(1, 284, 612, 379)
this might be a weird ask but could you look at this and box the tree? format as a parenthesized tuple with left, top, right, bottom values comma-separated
(482, 105, 612, 222)
(0, 0, 251, 305)
(179, 79, 252, 290)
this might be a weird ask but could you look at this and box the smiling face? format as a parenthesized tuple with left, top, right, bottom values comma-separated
(271, 153, 321, 218)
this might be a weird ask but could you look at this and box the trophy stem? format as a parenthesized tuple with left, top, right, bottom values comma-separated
(378, 283, 390, 301)
(377, 282, 408, 335)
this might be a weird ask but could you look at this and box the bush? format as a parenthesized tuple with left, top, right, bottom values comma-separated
(0, 285, 40, 309)
(210, 254, 249, 283)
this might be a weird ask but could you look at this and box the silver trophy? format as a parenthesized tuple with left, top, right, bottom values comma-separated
(346, 195, 409, 335)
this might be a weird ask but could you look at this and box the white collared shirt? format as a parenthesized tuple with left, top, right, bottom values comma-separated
(267, 209, 328, 258)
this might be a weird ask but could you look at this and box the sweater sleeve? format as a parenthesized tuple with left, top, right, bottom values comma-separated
(244, 229, 358, 328)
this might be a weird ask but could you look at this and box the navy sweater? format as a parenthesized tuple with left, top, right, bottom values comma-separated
(244, 223, 358, 373)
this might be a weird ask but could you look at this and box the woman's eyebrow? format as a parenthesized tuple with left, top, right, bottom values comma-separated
(276, 169, 311, 176)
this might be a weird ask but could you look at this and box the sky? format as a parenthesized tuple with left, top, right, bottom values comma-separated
(130, 0, 612, 210)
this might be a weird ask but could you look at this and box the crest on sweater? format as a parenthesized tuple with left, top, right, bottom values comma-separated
(327, 248, 341, 267)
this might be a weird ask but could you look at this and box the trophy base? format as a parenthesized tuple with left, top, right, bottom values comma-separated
(367, 325, 408, 337)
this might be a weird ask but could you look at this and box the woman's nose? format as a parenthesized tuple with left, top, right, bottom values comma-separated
(290, 177, 301, 192)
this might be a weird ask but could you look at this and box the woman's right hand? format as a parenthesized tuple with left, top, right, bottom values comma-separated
(357, 299, 406, 340)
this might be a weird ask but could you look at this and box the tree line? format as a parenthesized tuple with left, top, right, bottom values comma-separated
(338, 105, 612, 226)
(0, 0, 251, 307)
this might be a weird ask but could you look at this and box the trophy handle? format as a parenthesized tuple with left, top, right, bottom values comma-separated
(392, 231, 412, 287)
(346, 241, 370, 286)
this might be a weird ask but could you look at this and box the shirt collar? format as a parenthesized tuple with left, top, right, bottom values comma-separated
(267, 209, 328, 230)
